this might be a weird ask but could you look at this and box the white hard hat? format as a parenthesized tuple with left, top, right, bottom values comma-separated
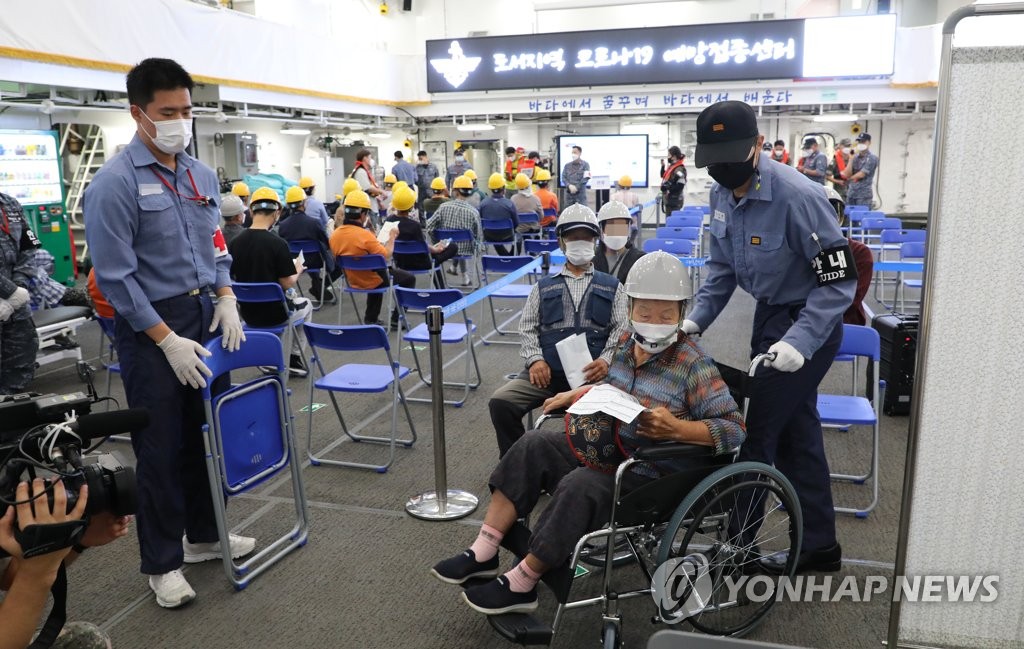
(823, 185, 845, 223)
(624, 251, 692, 301)
(556, 203, 600, 237)
(597, 200, 632, 225)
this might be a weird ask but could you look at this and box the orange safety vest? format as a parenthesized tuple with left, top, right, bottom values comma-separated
(504, 156, 522, 181)
(834, 151, 847, 173)
(662, 159, 686, 186)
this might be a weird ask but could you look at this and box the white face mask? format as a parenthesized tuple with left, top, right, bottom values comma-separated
(455, 155, 464, 162)
(631, 320, 679, 353)
(563, 240, 595, 266)
(572, 154, 580, 161)
(603, 235, 629, 251)
(139, 110, 192, 155)
(856, 143, 868, 152)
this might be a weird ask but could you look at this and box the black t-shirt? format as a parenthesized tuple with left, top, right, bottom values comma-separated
(228, 229, 296, 327)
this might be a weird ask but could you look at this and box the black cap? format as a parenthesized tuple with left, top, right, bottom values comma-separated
(856, 132, 871, 142)
(773, 139, 786, 148)
(802, 136, 817, 148)
(695, 101, 759, 168)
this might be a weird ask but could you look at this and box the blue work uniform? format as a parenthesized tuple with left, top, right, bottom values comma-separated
(846, 151, 879, 206)
(303, 194, 330, 229)
(801, 150, 828, 185)
(561, 158, 591, 207)
(391, 159, 416, 186)
(84, 134, 232, 575)
(689, 154, 855, 553)
(445, 160, 473, 191)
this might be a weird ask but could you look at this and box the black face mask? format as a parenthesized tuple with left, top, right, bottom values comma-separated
(707, 158, 756, 190)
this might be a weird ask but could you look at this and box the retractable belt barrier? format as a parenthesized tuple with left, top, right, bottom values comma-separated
(405, 254, 546, 521)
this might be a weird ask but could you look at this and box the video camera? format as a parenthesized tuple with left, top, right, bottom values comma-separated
(0, 391, 148, 558)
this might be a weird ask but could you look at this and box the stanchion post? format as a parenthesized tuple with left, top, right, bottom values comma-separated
(405, 305, 479, 521)
(542, 251, 550, 277)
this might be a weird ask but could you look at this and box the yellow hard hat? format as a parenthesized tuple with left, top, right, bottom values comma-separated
(344, 190, 372, 210)
(231, 181, 250, 197)
(392, 181, 410, 194)
(342, 178, 360, 196)
(487, 173, 505, 190)
(384, 173, 398, 185)
(392, 186, 416, 212)
(249, 187, 280, 211)
(453, 175, 473, 190)
(430, 177, 446, 191)
(284, 186, 305, 205)
(533, 168, 551, 183)
(514, 173, 530, 190)
(298, 176, 315, 189)
(618, 175, 633, 188)
(464, 169, 478, 181)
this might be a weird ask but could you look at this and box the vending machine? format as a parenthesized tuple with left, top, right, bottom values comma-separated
(0, 129, 75, 285)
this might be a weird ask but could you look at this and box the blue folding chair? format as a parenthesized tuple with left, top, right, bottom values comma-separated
(665, 213, 702, 229)
(394, 287, 481, 407)
(542, 208, 558, 238)
(524, 238, 562, 277)
(481, 217, 518, 255)
(479, 255, 536, 345)
(286, 240, 329, 310)
(878, 229, 927, 260)
(817, 324, 885, 518)
(517, 212, 542, 239)
(95, 316, 122, 411)
(232, 282, 307, 371)
(392, 239, 440, 288)
(336, 254, 394, 325)
(303, 323, 417, 473)
(200, 332, 310, 588)
(859, 214, 900, 245)
(436, 228, 479, 288)
(898, 241, 925, 312)
(845, 210, 865, 240)
(642, 238, 695, 255)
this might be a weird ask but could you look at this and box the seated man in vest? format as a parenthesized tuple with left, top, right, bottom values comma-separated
(593, 201, 645, 283)
(487, 205, 629, 457)
(277, 186, 340, 305)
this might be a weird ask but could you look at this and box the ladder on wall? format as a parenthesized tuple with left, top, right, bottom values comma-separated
(61, 124, 105, 265)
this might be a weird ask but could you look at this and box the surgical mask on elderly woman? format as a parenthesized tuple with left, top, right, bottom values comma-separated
(631, 321, 679, 353)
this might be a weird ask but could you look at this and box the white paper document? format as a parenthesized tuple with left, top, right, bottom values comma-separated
(555, 333, 593, 389)
(566, 384, 648, 424)
(377, 221, 399, 245)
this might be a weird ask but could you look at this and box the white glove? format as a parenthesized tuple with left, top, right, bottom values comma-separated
(681, 319, 701, 335)
(6, 286, 30, 311)
(0, 300, 13, 322)
(209, 295, 246, 352)
(157, 331, 213, 389)
(764, 341, 805, 373)
(568, 184, 578, 194)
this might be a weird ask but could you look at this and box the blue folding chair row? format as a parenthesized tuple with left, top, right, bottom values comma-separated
(392, 239, 441, 287)
(287, 240, 330, 310)
(232, 282, 308, 370)
(480, 255, 535, 345)
(642, 238, 696, 255)
(665, 213, 702, 229)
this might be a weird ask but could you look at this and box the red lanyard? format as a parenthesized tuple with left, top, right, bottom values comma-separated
(0, 206, 9, 236)
(151, 167, 210, 206)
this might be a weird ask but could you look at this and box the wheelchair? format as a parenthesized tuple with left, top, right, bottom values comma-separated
(485, 354, 803, 648)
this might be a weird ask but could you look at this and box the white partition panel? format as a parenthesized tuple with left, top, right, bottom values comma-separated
(892, 9, 1024, 647)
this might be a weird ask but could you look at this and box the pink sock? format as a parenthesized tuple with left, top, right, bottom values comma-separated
(469, 524, 504, 562)
(505, 559, 542, 593)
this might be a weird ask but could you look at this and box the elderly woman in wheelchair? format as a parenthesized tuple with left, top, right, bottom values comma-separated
(431, 252, 803, 645)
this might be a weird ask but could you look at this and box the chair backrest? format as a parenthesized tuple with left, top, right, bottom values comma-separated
(900, 242, 926, 260)
(861, 216, 901, 231)
(96, 315, 116, 343)
(845, 204, 869, 212)
(393, 239, 431, 256)
(202, 332, 285, 385)
(481, 255, 534, 274)
(336, 253, 388, 272)
(524, 239, 559, 255)
(232, 282, 288, 304)
(642, 238, 694, 255)
(287, 239, 322, 256)
(517, 212, 540, 224)
(394, 286, 465, 312)
(655, 226, 695, 239)
(837, 324, 880, 361)
(847, 211, 866, 224)
(880, 229, 923, 244)
(542, 207, 557, 218)
(671, 207, 703, 216)
(436, 228, 473, 242)
(665, 214, 702, 228)
(481, 217, 515, 231)
(303, 323, 392, 352)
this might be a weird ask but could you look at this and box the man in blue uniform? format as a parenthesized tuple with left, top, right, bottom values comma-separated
(797, 136, 827, 185)
(560, 145, 591, 208)
(297, 177, 330, 230)
(683, 101, 856, 573)
(841, 133, 879, 207)
(85, 58, 253, 609)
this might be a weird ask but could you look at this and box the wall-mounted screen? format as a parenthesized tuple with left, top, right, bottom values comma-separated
(556, 134, 649, 189)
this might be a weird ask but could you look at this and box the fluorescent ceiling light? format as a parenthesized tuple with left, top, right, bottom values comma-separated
(457, 123, 496, 132)
(280, 125, 311, 135)
(367, 131, 391, 138)
(812, 114, 859, 123)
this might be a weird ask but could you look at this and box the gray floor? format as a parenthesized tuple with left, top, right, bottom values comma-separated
(25, 269, 914, 649)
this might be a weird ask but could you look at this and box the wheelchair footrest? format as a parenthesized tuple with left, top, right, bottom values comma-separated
(487, 613, 553, 646)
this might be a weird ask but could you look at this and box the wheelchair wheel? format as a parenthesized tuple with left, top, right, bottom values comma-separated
(579, 536, 636, 568)
(602, 620, 620, 649)
(654, 462, 802, 637)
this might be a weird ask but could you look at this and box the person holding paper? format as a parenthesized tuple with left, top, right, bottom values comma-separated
(433, 251, 744, 616)
(487, 204, 629, 457)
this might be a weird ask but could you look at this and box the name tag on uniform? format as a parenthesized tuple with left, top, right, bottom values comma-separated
(811, 244, 858, 286)
(750, 236, 761, 246)
(139, 184, 163, 196)
(713, 210, 726, 222)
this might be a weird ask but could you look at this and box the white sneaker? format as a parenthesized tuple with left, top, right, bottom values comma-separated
(182, 533, 257, 564)
(148, 569, 196, 609)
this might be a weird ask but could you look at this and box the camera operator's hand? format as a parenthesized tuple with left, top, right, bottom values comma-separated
(78, 512, 132, 551)
(0, 479, 88, 571)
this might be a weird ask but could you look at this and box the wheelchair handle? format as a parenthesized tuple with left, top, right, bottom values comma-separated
(749, 352, 776, 376)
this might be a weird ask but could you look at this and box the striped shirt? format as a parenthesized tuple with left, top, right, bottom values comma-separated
(517, 265, 629, 368)
(425, 198, 482, 256)
(607, 333, 745, 469)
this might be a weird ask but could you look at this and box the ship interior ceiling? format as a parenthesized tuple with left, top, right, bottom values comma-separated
(0, 2, 1020, 649)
